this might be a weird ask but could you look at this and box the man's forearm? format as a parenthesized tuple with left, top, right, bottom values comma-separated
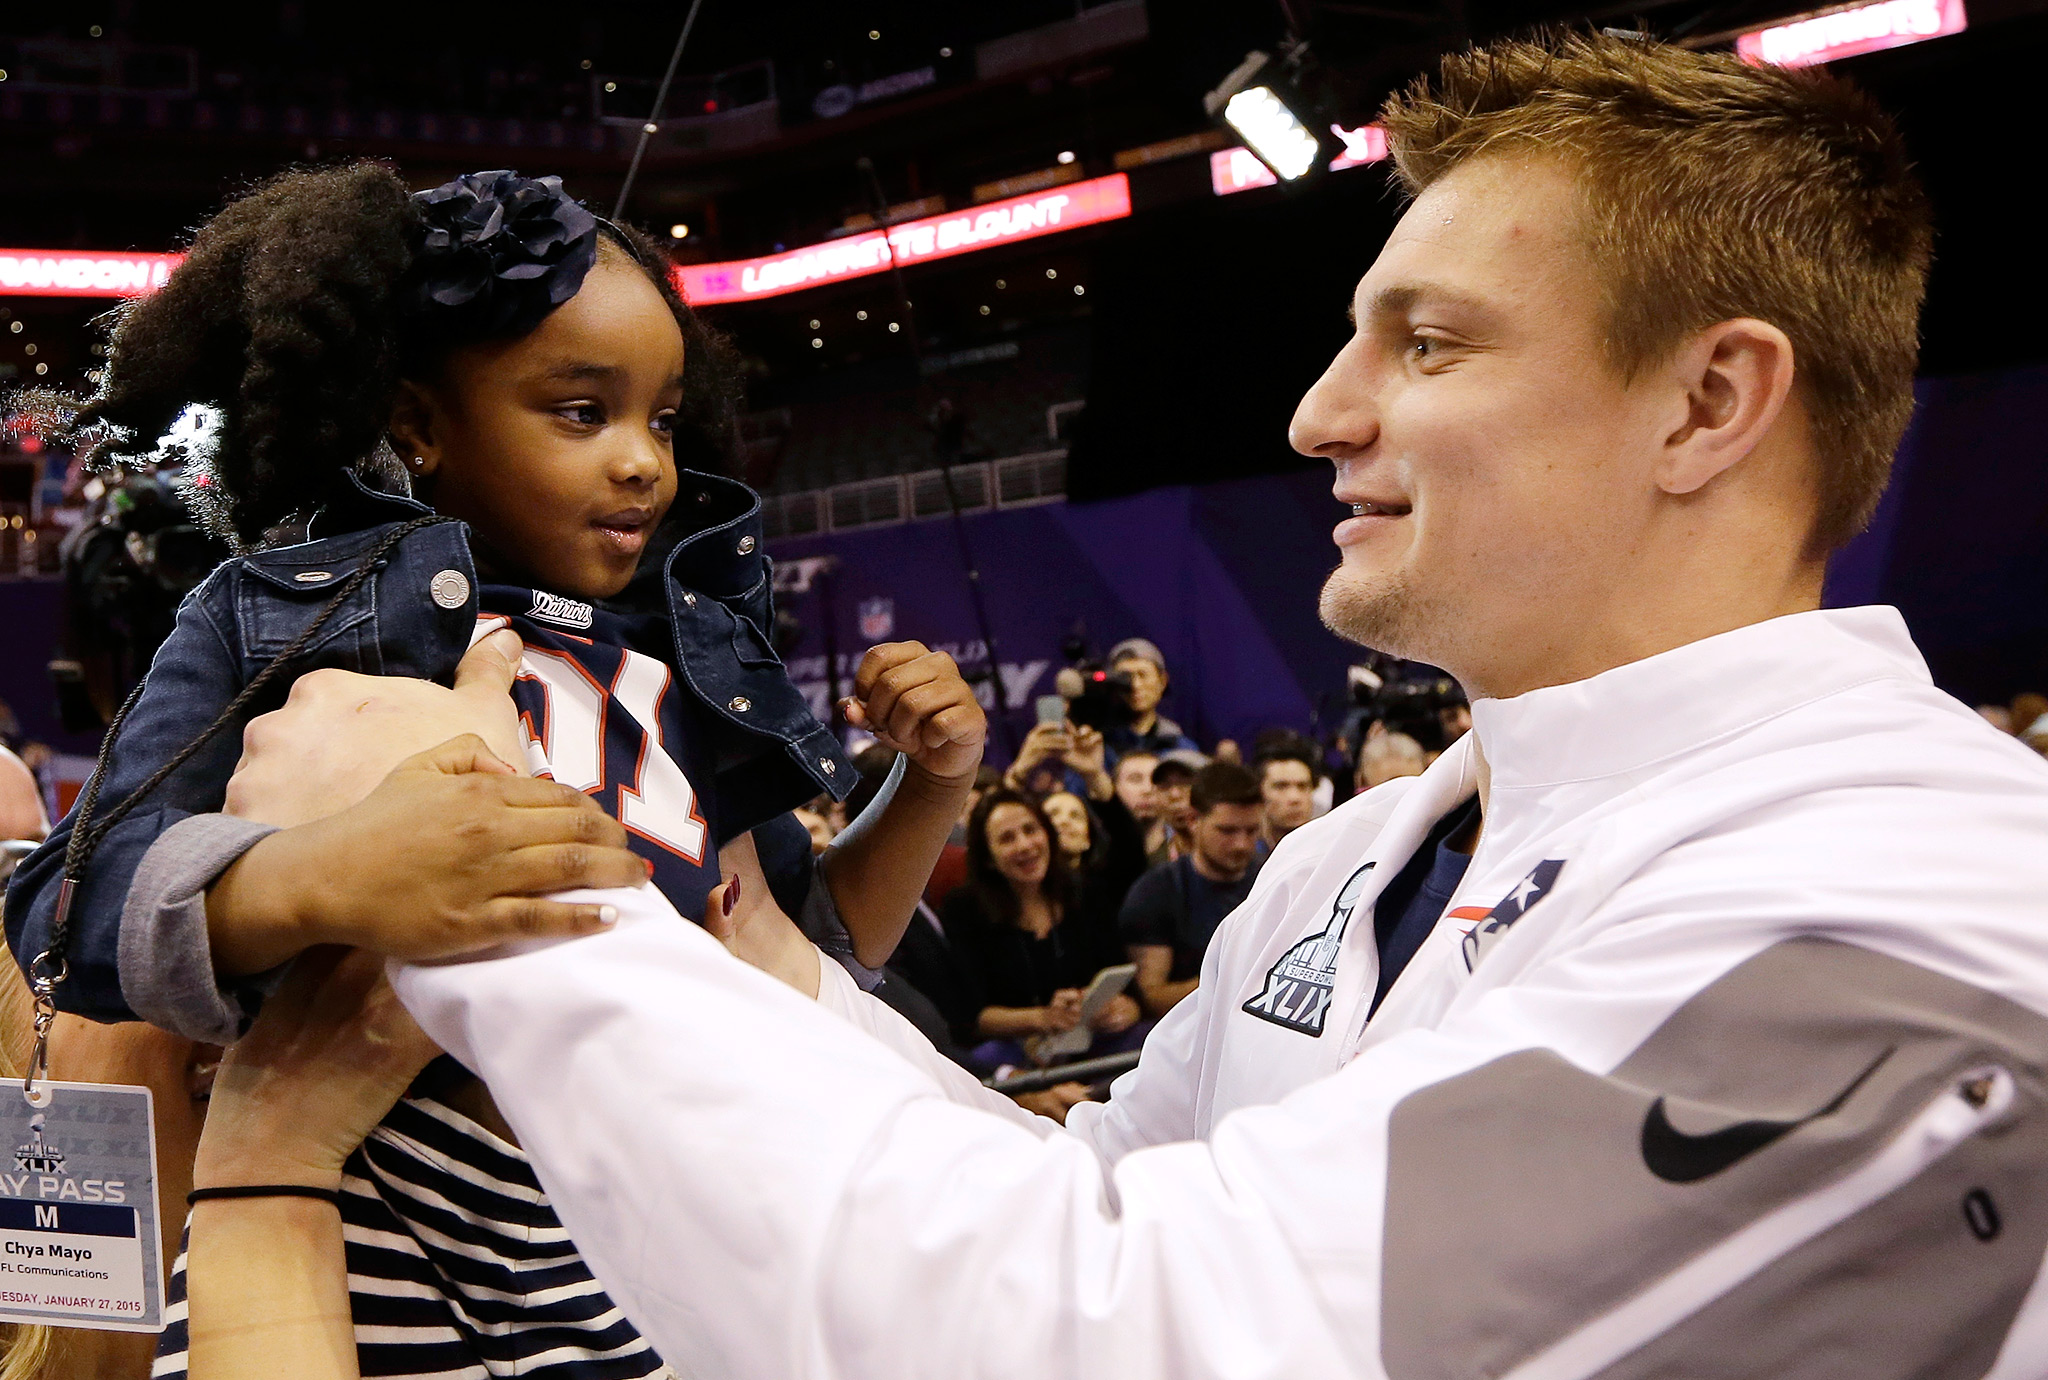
(821, 758, 972, 969)
(1139, 979, 1198, 1018)
(389, 883, 1360, 1380)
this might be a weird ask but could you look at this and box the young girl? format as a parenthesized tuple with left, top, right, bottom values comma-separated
(5, 164, 983, 1378)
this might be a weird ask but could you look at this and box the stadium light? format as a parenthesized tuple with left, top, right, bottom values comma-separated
(1203, 49, 1334, 183)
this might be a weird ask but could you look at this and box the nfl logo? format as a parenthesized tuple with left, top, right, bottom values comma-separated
(858, 598, 896, 641)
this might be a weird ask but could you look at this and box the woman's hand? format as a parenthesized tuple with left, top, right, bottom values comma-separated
(1013, 1081, 1094, 1124)
(210, 735, 646, 974)
(843, 642, 987, 785)
(1090, 992, 1141, 1036)
(195, 947, 441, 1194)
(702, 833, 822, 998)
(1042, 988, 1085, 1033)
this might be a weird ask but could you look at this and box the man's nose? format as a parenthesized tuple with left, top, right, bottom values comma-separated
(1288, 340, 1378, 461)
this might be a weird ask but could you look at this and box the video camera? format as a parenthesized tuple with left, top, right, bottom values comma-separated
(1052, 630, 1140, 733)
(54, 469, 229, 730)
(1060, 660, 1139, 733)
(1346, 652, 1466, 754)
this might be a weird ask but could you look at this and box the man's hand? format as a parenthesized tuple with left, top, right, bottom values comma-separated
(209, 736, 645, 972)
(843, 642, 986, 785)
(227, 630, 529, 829)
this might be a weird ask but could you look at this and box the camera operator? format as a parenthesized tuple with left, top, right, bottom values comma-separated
(1056, 638, 1196, 761)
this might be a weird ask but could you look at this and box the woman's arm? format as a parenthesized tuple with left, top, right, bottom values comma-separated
(186, 1197, 355, 1378)
(976, 997, 1080, 1040)
(185, 947, 439, 1380)
(824, 643, 986, 970)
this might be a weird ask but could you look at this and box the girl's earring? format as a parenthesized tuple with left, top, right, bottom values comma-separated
(410, 456, 426, 471)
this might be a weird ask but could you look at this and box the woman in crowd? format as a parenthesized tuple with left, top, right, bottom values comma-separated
(939, 788, 1142, 1070)
(1043, 776, 1147, 907)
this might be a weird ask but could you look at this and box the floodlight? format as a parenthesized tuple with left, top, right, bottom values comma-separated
(1203, 49, 1334, 182)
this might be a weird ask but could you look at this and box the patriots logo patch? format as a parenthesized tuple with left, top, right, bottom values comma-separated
(1458, 859, 1567, 972)
(528, 589, 595, 629)
(1242, 862, 1376, 1037)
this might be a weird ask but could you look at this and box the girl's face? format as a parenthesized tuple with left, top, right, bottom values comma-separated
(1041, 792, 1091, 859)
(396, 244, 685, 600)
(984, 802, 1051, 891)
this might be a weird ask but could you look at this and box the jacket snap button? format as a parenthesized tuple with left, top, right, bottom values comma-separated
(820, 758, 837, 775)
(293, 570, 332, 583)
(429, 569, 470, 610)
(682, 591, 698, 608)
(728, 696, 752, 713)
(736, 535, 756, 556)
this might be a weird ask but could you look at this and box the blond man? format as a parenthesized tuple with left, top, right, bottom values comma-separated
(234, 32, 2048, 1378)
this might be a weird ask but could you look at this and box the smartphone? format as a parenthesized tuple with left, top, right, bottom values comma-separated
(1035, 695, 1068, 727)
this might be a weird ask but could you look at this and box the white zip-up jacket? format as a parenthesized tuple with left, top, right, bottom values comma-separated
(396, 606, 2048, 1379)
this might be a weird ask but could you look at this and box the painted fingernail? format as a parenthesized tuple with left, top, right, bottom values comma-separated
(596, 905, 619, 926)
(642, 856, 655, 879)
(721, 874, 741, 917)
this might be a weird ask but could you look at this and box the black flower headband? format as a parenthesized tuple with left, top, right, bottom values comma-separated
(405, 170, 623, 338)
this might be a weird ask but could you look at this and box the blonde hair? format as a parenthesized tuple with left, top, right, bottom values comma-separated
(0, 966, 55, 1379)
(1381, 30, 1932, 550)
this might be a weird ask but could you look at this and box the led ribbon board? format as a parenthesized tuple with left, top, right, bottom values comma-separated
(0, 251, 182, 298)
(1736, 0, 1966, 66)
(3, 176, 1131, 303)
(675, 173, 1131, 305)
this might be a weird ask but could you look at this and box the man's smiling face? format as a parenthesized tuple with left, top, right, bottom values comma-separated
(1291, 155, 1677, 691)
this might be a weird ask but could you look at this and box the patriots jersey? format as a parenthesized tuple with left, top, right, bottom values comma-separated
(477, 584, 722, 922)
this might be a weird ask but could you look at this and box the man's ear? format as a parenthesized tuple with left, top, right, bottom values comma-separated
(1657, 318, 1796, 497)
(386, 380, 444, 479)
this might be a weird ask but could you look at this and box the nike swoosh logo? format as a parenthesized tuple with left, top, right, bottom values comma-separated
(1640, 1046, 1892, 1184)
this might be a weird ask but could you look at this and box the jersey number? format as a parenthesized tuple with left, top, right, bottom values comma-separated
(515, 644, 709, 864)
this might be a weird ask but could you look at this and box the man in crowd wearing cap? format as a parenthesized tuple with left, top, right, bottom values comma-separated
(1101, 638, 1199, 765)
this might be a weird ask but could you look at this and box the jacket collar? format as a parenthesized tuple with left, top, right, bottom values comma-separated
(620, 468, 764, 610)
(310, 468, 768, 609)
(308, 469, 434, 540)
(1469, 606, 1929, 793)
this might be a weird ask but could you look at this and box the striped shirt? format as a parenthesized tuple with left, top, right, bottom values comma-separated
(154, 1088, 671, 1379)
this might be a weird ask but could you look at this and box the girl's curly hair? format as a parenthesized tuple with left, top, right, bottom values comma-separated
(23, 162, 740, 549)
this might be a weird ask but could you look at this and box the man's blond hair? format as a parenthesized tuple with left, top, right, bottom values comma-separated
(1382, 31, 1932, 550)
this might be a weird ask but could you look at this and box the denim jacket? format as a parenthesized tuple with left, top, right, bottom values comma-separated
(6, 469, 856, 1032)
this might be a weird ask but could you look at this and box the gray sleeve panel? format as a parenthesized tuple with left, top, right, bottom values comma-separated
(798, 853, 885, 993)
(117, 812, 283, 1044)
(1381, 937, 2048, 1380)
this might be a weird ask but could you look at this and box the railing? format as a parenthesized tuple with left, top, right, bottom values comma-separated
(760, 450, 1067, 539)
